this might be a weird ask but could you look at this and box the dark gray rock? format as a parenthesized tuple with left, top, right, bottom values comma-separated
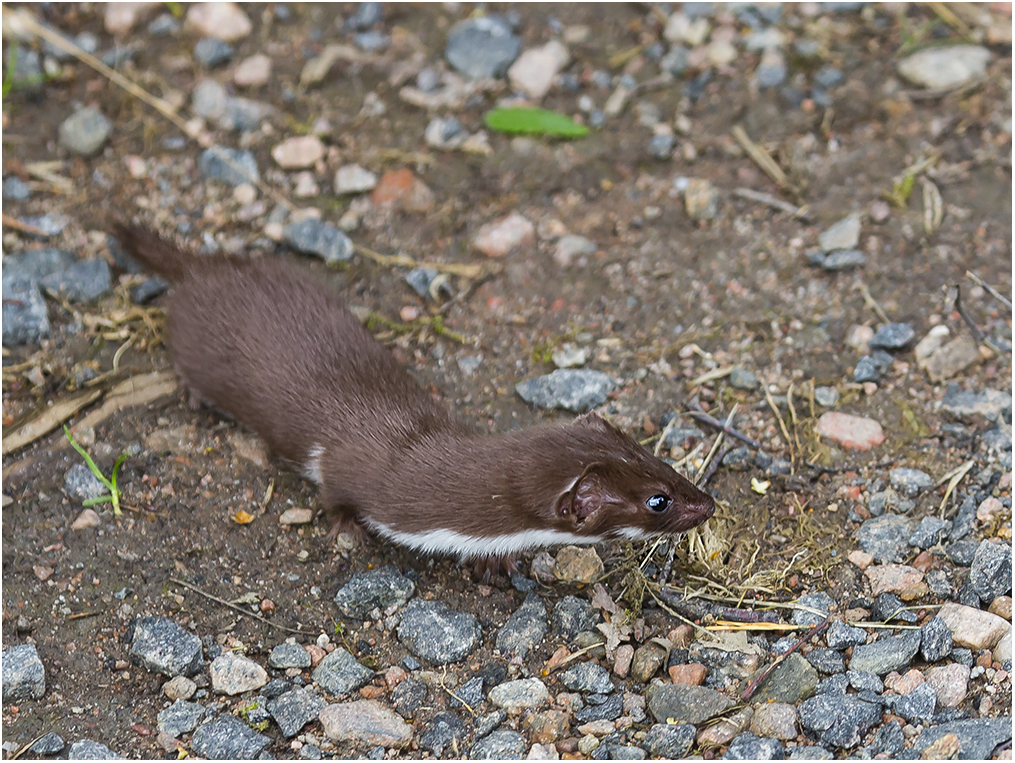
(723, 446, 753, 469)
(909, 516, 952, 549)
(723, 732, 785, 760)
(806, 648, 845, 674)
(814, 674, 849, 695)
(190, 714, 270, 759)
(405, 266, 438, 298)
(283, 219, 354, 264)
(470, 729, 526, 759)
(311, 648, 373, 695)
(129, 617, 203, 677)
(333, 565, 415, 619)
(925, 569, 953, 597)
(867, 720, 904, 757)
(1, 643, 46, 701)
(983, 428, 1013, 451)
(787, 746, 833, 760)
(894, 681, 936, 724)
(648, 133, 675, 160)
(575, 692, 623, 723)
(820, 249, 867, 271)
(131, 276, 170, 304)
(194, 38, 233, 68)
(941, 386, 1011, 422)
(267, 687, 326, 737)
(475, 709, 507, 739)
(199, 147, 259, 186)
(920, 616, 953, 663)
(263, 678, 290, 699)
(729, 367, 759, 390)
(67, 740, 123, 759)
(645, 684, 734, 724)
(419, 711, 469, 757)
(268, 642, 311, 669)
(300, 744, 323, 760)
(560, 662, 614, 694)
(870, 322, 915, 350)
(889, 467, 933, 497)
(516, 369, 615, 413)
(2, 278, 50, 345)
(867, 489, 915, 516)
(848, 631, 921, 675)
(872, 592, 917, 623)
(753, 653, 820, 704)
(445, 16, 521, 79)
(29, 731, 65, 755)
(913, 717, 1012, 760)
(826, 622, 867, 651)
(644, 723, 696, 758)
(853, 356, 879, 383)
(59, 107, 113, 156)
(391, 677, 428, 718)
(798, 694, 882, 749)
(495, 594, 547, 658)
(552, 595, 599, 638)
(946, 539, 980, 566)
(791, 592, 836, 627)
(157, 700, 206, 737)
(856, 513, 915, 563)
(969, 540, 1012, 602)
(64, 463, 108, 501)
(397, 599, 481, 665)
(449, 676, 485, 710)
(40, 258, 112, 302)
(846, 670, 883, 693)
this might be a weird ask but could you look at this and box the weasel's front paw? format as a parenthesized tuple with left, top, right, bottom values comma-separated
(473, 555, 520, 583)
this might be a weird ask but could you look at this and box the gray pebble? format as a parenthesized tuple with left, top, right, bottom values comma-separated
(40, 258, 112, 302)
(2, 276, 57, 343)
(494, 594, 547, 659)
(347, 2, 383, 30)
(560, 662, 614, 694)
(856, 513, 915, 563)
(791, 592, 835, 627)
(354, 31, 390, 51)
(157, 699, 206, 737)
(148, 14, 179, 35)
(756, 52, 787, 88)
(815, 674, 848, 695)
(894, 681, 937, 724)
(474, 709, 506, 738)
(867, 490, 914, 517)
(870, 322, 915, 350)
(552, 595, 599, 639)
(262, 678, 291, 699)
(131, 276, 170, 304)
(267, 687, 326, 737)
(576, 692, 624, 723)
(797, 693, 882, 749)
(729, 367, 759, 390)
(661, 425, 705, 449)
(818, 213, 861, 252)
(391, 677, 428, 717)
(194, 38, 234, 68)
(3, 176, 31, 200)
(645, 684, 734, 725)
(445, 16, 521, 79)
(909, 516, 951, 549)
(6, 47, 43, 92)
(871, 592, 917, 623)
(889, 467, 933, 497)
(806, 647, 845, 674)
(925, 569, 952, 597)
(29, 732, 65, 755)
(516, 369, 615, 413)
(787, 746, 834, 760)
(102, 45, 137, 68)
(1, 643, 46, 702)
(64, 463, 108, 502)
(190, 714, 270, 759)
(723, 732, 784, 760)
(648, 133, 675, 160)
(983, 428, 1012, 451)
(945, 539, 980, 566)
(416, 68, 441, 92)
(752, 653, 819, 705)
(853, 356, 880, 383)
(397, 599, 481, 665)
(300, 743, 323, 759)
(404, 267, 439, 298)
(848, 630, 921, 675)
(470, 728, 526, 759)
(644, 723, 695, 758)
(67, 740, 123, 759)
(969, 540, 1012, 602)
(846, 670, 883, 693)
(827, 622, 867, 651)
(283, 219, 354, 264)
(419, 711, 469, 757)
(723, 446, 752, 469)
(59, 107, 113, 156)
(129, 617, 203, 677)
(449, 675, 484, 710)
(821, 249, 867, 271)
(268, 642, 311, 669)
(867, 720, 904, 757)
(814, 66, 844, 88)
(660, 45, 689, 76)
(199, 147, 259, 186)
(914, 717, 1012, 760)
(334, 565, 415, 619)
(311, 648, 373, 695)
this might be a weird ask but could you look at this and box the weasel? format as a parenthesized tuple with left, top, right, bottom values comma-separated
(112, 223, 714, 569)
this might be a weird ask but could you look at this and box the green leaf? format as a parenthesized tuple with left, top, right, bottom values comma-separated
(484, 107, 589, 138)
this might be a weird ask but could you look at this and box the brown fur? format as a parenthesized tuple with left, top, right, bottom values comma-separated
(113, 222, 714, 558)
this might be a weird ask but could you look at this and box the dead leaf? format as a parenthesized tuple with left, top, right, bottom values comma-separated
(591, 583, 621, 615)
(232, 510, 255, 524)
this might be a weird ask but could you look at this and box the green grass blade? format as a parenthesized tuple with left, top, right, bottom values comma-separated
(64, 426, 114, 491)
(484, 107, 589, 138)
(82, 496, 113, 507)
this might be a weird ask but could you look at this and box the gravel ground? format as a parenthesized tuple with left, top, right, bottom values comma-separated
(1, 2, 1012, 760)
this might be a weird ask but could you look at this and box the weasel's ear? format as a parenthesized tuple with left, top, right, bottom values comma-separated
(573, 412, 612, 432)
(557, 463, 620, 523)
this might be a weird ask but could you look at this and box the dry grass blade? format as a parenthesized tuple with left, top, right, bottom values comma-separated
(1, 212, 49, 237)
(965, 270, 1012, 309)
(688, 365, 735, 388)
(763, 386, 793, 459)
(852, 281, 891, 324)
(733, 187, 809, 218)
(353, 242, 500, 279)
(169, 578, 307, 634)
(24, 160, 74, 191)
(696, 405, 737, 485)
(8, 8, 296, 213)
(731, 126, 795, 193)
(938, 459, 975, 517)
(2, 389, 103, 455)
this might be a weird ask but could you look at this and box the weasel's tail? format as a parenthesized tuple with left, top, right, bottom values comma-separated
(110, 220, 195, 282)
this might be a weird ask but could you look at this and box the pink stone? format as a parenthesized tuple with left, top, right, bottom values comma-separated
(815, 412, 885, 450)
(865, 563, 929, 601)
(472, 212, 536, 258)
(926, 663, 970, 708)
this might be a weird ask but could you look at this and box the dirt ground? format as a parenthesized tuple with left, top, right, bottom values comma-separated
(1, 2, 1012, 759)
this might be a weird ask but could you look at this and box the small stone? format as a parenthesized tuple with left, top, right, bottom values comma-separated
(697, 707, 753, 747)
(553, 546, 604, 584)
(190, 714, 269, 759)
(865, 563, 928, 600)
(445, 16, 521, 79)
(194, 37, 233, 68)
(815, 412, 884, 450)
(516, 369, 615, 413)
(920, 616, 953, 663)
(66, 740, 124, 759)
(70, 509, 102, 530)
(969, 540, 1012, 603)
(370, 168, 435, 212)
(283, 220, 353, 264)
(1, 644, 46, 701)
(756, 49, 787, 88)
(157, 700, 205, 737)
(551, 345, 589, 369)
(856, 513, 916, 564)
(508, 40, 570, 99)
(419, 711, 469, 756)
(210, 652, 268, 695)
(924, 336, 983, 382)
(391, 677, 428, 718)
(827, 622, 867, 651)
(819, 213, 862, 252)
(28, 732, 65, 755)
(279, 508, 313, 525)
(105, 2, 158, 35)
(473, 212, 536, 258)
(397, 599, 482, 665)
(979, 496, 1006, 522)
(199, 147, 259, 186)
(644, 723, 696, 758)
(792, 592, 836, 627)
(925, 663, 969, 709)
(630, 643, 667, 683)
(1, 278, 49, 345)
(849, 631, 921, 675)
(311, 648, 373, 695)
(797, 694, 882, 749)
(560, 662, 613, 694)
(234, 54, 271, 86)
(989, 595, 1012, 621)
(648, 132, 675, 160)
(471, 729, 527, 760)
(3, 176, 31, 200)
(267, 687, 327, 738)
(684, 178, 719, 220)
(272, 136, 325, 170)
(163, 675, 197, 700)
(496, 594, 548, 659)
(645, 684, 735, 724)
(489, 677, 549, 712)
(59, 107, 113, 156)
(909, 516, 952, 549)
(728, 367, 759, 390)
(613, 644, 634, 678)
(898, 45, 992, 90)
(268, 642, 312, 670)
(552, 596, 599, 639)
(752, 653, 820, 704)
(319, 699, 412, 747)
(553, 235, 596, 267)
(724, 732, 785, 760)
(806, 648, 846, 675)
(40, 258, 112, 303)
(64, 463, 108, 502)
(668, 663, 708, 686)
(334, 165, 377, 195)
(185, 2, 252, 41)
(888, 468, 933, 497)
(129, 617, 203, 677)
(334, 565, 415, 619)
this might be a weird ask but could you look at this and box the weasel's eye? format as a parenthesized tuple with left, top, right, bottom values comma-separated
(646, 494, 671, 512)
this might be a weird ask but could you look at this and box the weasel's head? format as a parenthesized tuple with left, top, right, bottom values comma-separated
(553, 413, 715, 540)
